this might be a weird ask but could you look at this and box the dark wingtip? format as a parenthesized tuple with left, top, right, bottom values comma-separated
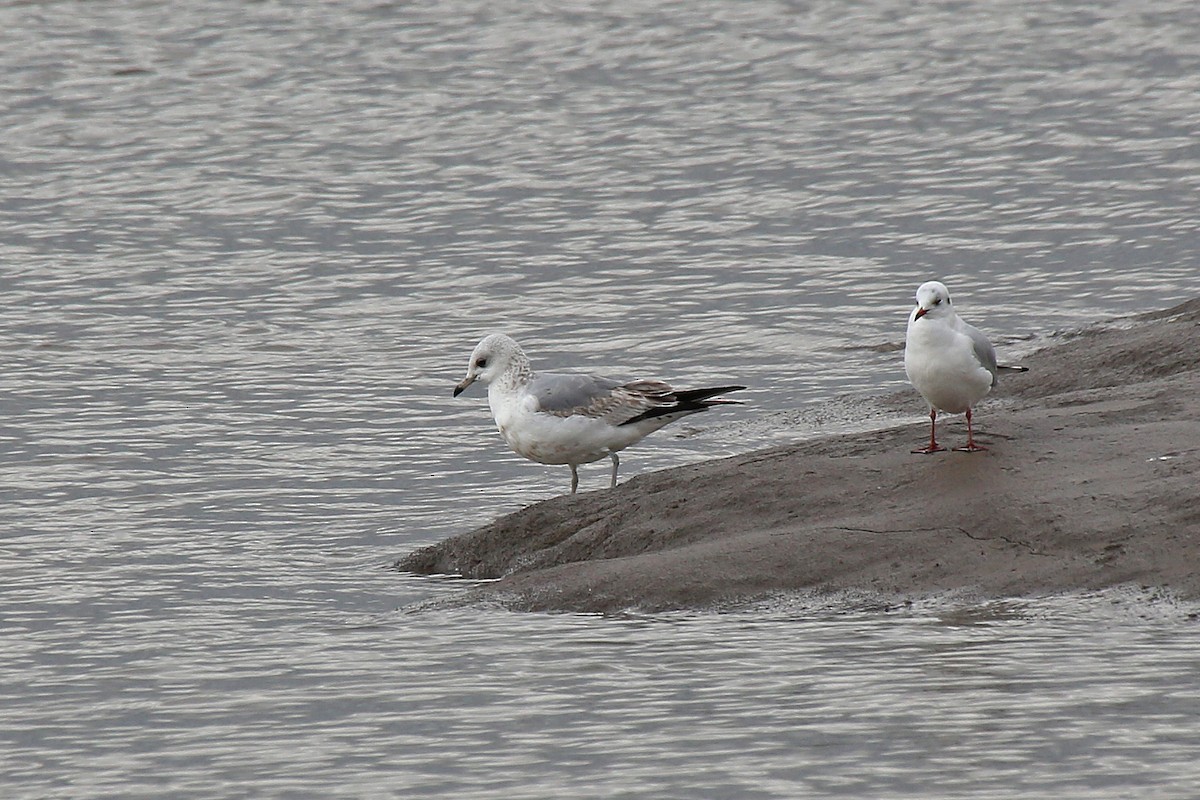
(618, 384, 746, 426)
(702, 384, 748, 395)
(670, 385, 747, 404)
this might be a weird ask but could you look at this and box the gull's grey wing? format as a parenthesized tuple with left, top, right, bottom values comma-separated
(530, 373, 743, 426)
(963, 322, 999, 385)
(529, 373, 682, 424)
(528, 373, 631, 415)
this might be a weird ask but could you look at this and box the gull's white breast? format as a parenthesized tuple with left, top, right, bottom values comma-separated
(905, 318, 993, 414)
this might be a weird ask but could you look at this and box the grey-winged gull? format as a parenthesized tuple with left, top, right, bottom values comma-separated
(904, 280, 1027, 453)
(454, 334, 745, 493)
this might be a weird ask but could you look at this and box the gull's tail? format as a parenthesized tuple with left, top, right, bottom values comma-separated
(997, 364, 1029, 373)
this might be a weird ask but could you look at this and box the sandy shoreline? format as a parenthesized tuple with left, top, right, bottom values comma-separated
(399, 299, 1200, 613)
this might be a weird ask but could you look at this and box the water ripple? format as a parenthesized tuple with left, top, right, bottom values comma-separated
(3, 0, 1200, 795)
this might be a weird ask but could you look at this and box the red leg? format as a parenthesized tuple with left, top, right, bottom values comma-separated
(912, 407, 945, 454)
(953, 407, 988, 452)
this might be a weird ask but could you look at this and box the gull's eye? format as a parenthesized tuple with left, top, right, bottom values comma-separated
(475, 357, 488, 368)
(933, 298, 942, 305)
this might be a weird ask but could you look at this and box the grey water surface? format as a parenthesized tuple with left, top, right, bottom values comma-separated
(3, 0, 1199, 797)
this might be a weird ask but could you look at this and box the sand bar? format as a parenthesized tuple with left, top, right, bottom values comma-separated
(400, 299, 1200, 613)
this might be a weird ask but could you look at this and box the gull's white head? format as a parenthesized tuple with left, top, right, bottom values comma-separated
(453, 333, 527, 397)
(911, 280, 954, 323)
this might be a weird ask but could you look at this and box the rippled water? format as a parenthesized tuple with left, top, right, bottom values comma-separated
(6, 593, 1200, 798)
(3, 0, 1199, 796)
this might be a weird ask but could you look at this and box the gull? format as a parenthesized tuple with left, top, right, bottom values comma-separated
(453, 334, 745, 493)
(904, 280, 1027, 453)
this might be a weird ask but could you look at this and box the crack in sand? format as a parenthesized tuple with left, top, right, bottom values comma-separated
(953, 527, 1050, 557)
(798, 525, 1052, 557)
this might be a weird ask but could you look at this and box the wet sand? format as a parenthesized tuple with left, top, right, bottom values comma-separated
(400, 299, 1200, 613)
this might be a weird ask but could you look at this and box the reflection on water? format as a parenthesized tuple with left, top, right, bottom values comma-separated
(2, 0, 1200, 796)
(4, 592, 1199, 798)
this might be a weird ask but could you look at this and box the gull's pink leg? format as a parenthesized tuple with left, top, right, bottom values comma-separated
(912, 407, 945, 454)
(953, 407, 989, 452)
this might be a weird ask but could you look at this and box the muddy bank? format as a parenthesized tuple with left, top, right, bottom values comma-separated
(399, 299, 1200, 613)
